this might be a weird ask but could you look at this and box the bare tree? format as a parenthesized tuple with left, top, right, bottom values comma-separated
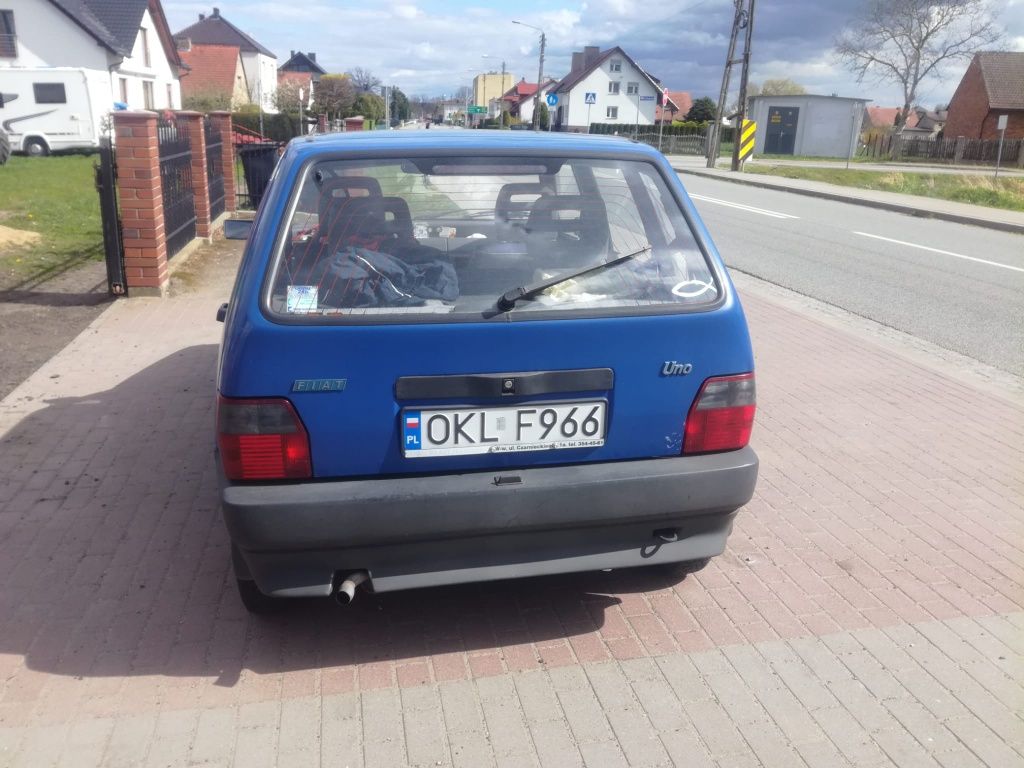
(314, 74, 356, 121)
(835, 0, 1001, 127)
(348, 66, 381, 92)
(760, 78, 806, 96)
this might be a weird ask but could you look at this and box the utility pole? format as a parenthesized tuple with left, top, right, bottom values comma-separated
(514, 20, 546, 131)
(730, 0, 757, 172)
(501, 60, 507, 128)
(706, 0, 744, 168)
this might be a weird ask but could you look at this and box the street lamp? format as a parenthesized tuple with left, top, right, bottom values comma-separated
(513, 20, 546, 131)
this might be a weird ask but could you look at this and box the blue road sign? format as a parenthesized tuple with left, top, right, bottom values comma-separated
(639, 95, 656, 101)
(584, 92, 597, 105)
(546, 92, 559, 107)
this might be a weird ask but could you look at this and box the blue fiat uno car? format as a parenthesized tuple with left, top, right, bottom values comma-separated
(217, 131, 757, 612)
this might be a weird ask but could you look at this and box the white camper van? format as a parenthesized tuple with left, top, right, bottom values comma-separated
(0, 68, 112, 155)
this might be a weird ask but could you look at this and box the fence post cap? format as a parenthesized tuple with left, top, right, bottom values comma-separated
(112, 110, 159, 121)
(209, 111, 232, 117)
(175, 110, 204, 118)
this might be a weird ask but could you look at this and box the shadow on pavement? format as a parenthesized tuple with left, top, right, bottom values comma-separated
(0, 344, 687, 685)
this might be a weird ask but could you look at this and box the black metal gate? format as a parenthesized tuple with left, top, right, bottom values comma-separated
(94, 136, 127, 296)
(158, 118, 196, 259)
(205, 117, 225, 221)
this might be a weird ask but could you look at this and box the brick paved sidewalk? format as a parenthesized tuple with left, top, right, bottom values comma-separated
(0, 242, 1021, 768)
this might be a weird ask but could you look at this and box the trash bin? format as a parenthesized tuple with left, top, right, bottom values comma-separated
(238, 142, 280, 209)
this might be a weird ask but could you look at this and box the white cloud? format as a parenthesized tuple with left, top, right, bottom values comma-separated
(393, 4, 420, 19)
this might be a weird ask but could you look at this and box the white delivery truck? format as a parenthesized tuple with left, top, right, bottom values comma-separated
(0, 67, 113, 155)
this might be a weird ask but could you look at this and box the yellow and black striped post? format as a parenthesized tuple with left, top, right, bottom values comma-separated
(738, 119, 757, 165)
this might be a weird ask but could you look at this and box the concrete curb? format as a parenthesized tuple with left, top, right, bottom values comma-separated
(673, 167, 1024, 236)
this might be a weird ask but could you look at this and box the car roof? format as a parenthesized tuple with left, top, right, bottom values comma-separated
(286, 129, 664, 160)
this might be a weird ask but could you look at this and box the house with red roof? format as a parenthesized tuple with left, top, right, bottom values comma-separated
(278, 51, 325, 97)
(175, 8, 277, 112)
(656, 90, 692, 124)
(497, 77, 557, 124)
(178, 43, 248, 109)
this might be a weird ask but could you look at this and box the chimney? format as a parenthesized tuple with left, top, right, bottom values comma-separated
(584, 46, 600, 66)
(290, 50, 295, 58)
(212, 7, 220, 17)
(308, 52, 316, 61)
(571, 51, 584, 72)
(198, 12, 205, 20)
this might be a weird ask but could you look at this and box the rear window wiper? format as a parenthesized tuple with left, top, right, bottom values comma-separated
(495, 244, 652, 312)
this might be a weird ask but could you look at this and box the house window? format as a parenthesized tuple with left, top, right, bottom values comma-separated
(140, 27, 151, 67)
(627, 82, 639, 95)
(33, 83, 67, 104)
(142, 80, 154, 109)
(0, 10, 16, 58)
(606, 106, 618, 119)
(609, 59, 622, 73)
(119, 78, 128, 103)
(608, 81, 620, 95)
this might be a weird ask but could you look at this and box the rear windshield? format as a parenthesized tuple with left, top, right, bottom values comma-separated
(265, 155, 719, 321)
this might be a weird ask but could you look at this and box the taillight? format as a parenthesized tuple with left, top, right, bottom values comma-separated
(217, 396, 312, 480)
(683, 373, 756, 454)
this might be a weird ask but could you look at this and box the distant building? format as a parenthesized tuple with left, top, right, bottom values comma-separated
(549, 46, 666, 132)
(495, 77, 557, 124)
(175, 8, 276, 112)
(178, 43, 249, 109)
(863, 106, 919, 132)
(944, 52, 1024, 140)
(748, 94, 869, 157)
(278, 50, 325, 98)
(473, 71, 514, 120)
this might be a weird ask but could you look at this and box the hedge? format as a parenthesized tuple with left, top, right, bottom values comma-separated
(231, 111, 301, 142)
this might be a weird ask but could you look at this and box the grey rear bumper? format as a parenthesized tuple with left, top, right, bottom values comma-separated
(222, 447, 758, 596)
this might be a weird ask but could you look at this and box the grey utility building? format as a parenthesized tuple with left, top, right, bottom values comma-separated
(747, 94, 870, 158)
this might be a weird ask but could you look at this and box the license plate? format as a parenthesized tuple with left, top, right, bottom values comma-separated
(402, 401, 606, 458)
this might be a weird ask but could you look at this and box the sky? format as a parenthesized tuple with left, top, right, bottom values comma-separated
(165, 0, 1024, 109)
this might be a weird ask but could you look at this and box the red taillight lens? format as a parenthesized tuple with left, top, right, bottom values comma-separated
(683, 373, 756, 454)
(217, 397, 312, 480)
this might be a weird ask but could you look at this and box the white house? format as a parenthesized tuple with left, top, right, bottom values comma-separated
(175, 8, 277, 113)
(550, 46, 664, 132)
(0, 0, 181, 153)
(0, 0, 182, 110)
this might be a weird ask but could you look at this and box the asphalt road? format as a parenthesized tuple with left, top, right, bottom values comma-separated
(678, 173, 1024, 376)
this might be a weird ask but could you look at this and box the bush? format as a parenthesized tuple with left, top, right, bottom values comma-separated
(231, 111, 300, 142)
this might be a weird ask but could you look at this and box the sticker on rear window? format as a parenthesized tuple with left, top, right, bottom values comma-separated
(287, 285, 318, 313)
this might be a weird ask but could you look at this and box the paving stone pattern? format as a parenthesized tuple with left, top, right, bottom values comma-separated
(0, 244, 1021, 767)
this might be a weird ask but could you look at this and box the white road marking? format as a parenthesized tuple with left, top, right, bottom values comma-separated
(688, 193, 800, 220)
(853, 231, 1024, 274)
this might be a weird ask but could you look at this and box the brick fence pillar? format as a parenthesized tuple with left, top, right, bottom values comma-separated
(209, 112, 237, 213)
(177, 111, 211, 239)
(112, 110, 168, 295)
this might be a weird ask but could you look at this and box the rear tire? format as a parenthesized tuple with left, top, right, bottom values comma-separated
(24, 138, 49, 157)
(236, 578, 285, 614)
(0, 130, 10, 165)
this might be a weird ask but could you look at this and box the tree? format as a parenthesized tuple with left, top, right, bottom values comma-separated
(685, 96, 717, 123)
(390, 87, 410, 121)
(314, 74, 355, 121)
(348, 67, 381, 93)
(537, 102, 550, 130)
(272, 79, 305, 113)
(835, 0, 1001, 127)
(351, 92, 385, 122)
(760, 78, 806, 96)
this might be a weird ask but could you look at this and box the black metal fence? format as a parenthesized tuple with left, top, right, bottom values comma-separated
(859, 133, 1024, 165)
(157, 118, 197, 259)
(205, 117, 225, 221)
